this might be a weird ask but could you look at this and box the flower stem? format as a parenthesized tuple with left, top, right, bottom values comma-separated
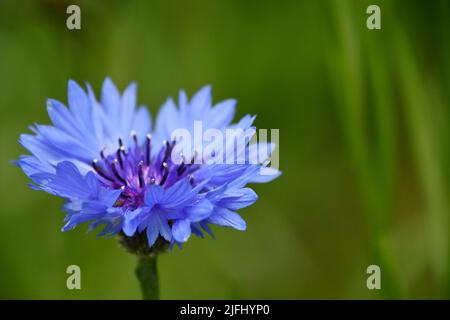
(135, 255, 159, 300)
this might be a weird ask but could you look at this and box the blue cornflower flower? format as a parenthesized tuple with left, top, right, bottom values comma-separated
(16, 78, 280, 249)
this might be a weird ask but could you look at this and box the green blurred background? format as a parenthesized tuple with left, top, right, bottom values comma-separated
(0, 0, 448, 299)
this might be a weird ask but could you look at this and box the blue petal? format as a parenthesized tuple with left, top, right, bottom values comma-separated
(34, 124, 96, 162)
(33, 161, 93, 199)
(20, 133, 65, 166)
(101, 77, 121, 117)
(200, 221, 216, 238)
(247, 142, 276, 164)
(156, 212, 172, 242)
(15, 155, 54, 177)
(120, 82, 137, 135)
(189, 85, 212, 121)
(68, 80, 92, 134)
(62, 213, 102, 232)
(207, 207, 246, 231)
(144, 184, 165, 207)
(123, 208, 144, 237)
(249, 167, 282, 183)
(194, 164, 248, 186)
(161, 178, 196, 209)
(226, 165, 261, 189)
(191, 223, 204, 238)
(172, 219, 191, 242)
(46, 98, 80, 138)
(184, 199, 213, 222)
(146, 213, 160, 247)
(146, 214, 159, 247)
(230, 114, 256, 130)
(97, 187, 123, 207)
(178, 90, 188, 116)
(63, 207, 123, 233)
(132, 106, 152, 143)
(85, 83, 105, 144)
(154, 98, 180, 146)
(218, 188, 258, 210)
(206, 99, 236, 129)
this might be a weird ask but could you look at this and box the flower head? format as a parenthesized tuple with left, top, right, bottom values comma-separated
(16, 78, 280, 249)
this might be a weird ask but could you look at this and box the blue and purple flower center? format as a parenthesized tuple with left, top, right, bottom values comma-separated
(91, 132, 199, 210)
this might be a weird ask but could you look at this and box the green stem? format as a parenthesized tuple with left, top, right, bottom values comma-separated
(135, 255, 159, 300)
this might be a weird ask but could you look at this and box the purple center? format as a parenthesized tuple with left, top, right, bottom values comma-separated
(91, 133, 199, 210)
